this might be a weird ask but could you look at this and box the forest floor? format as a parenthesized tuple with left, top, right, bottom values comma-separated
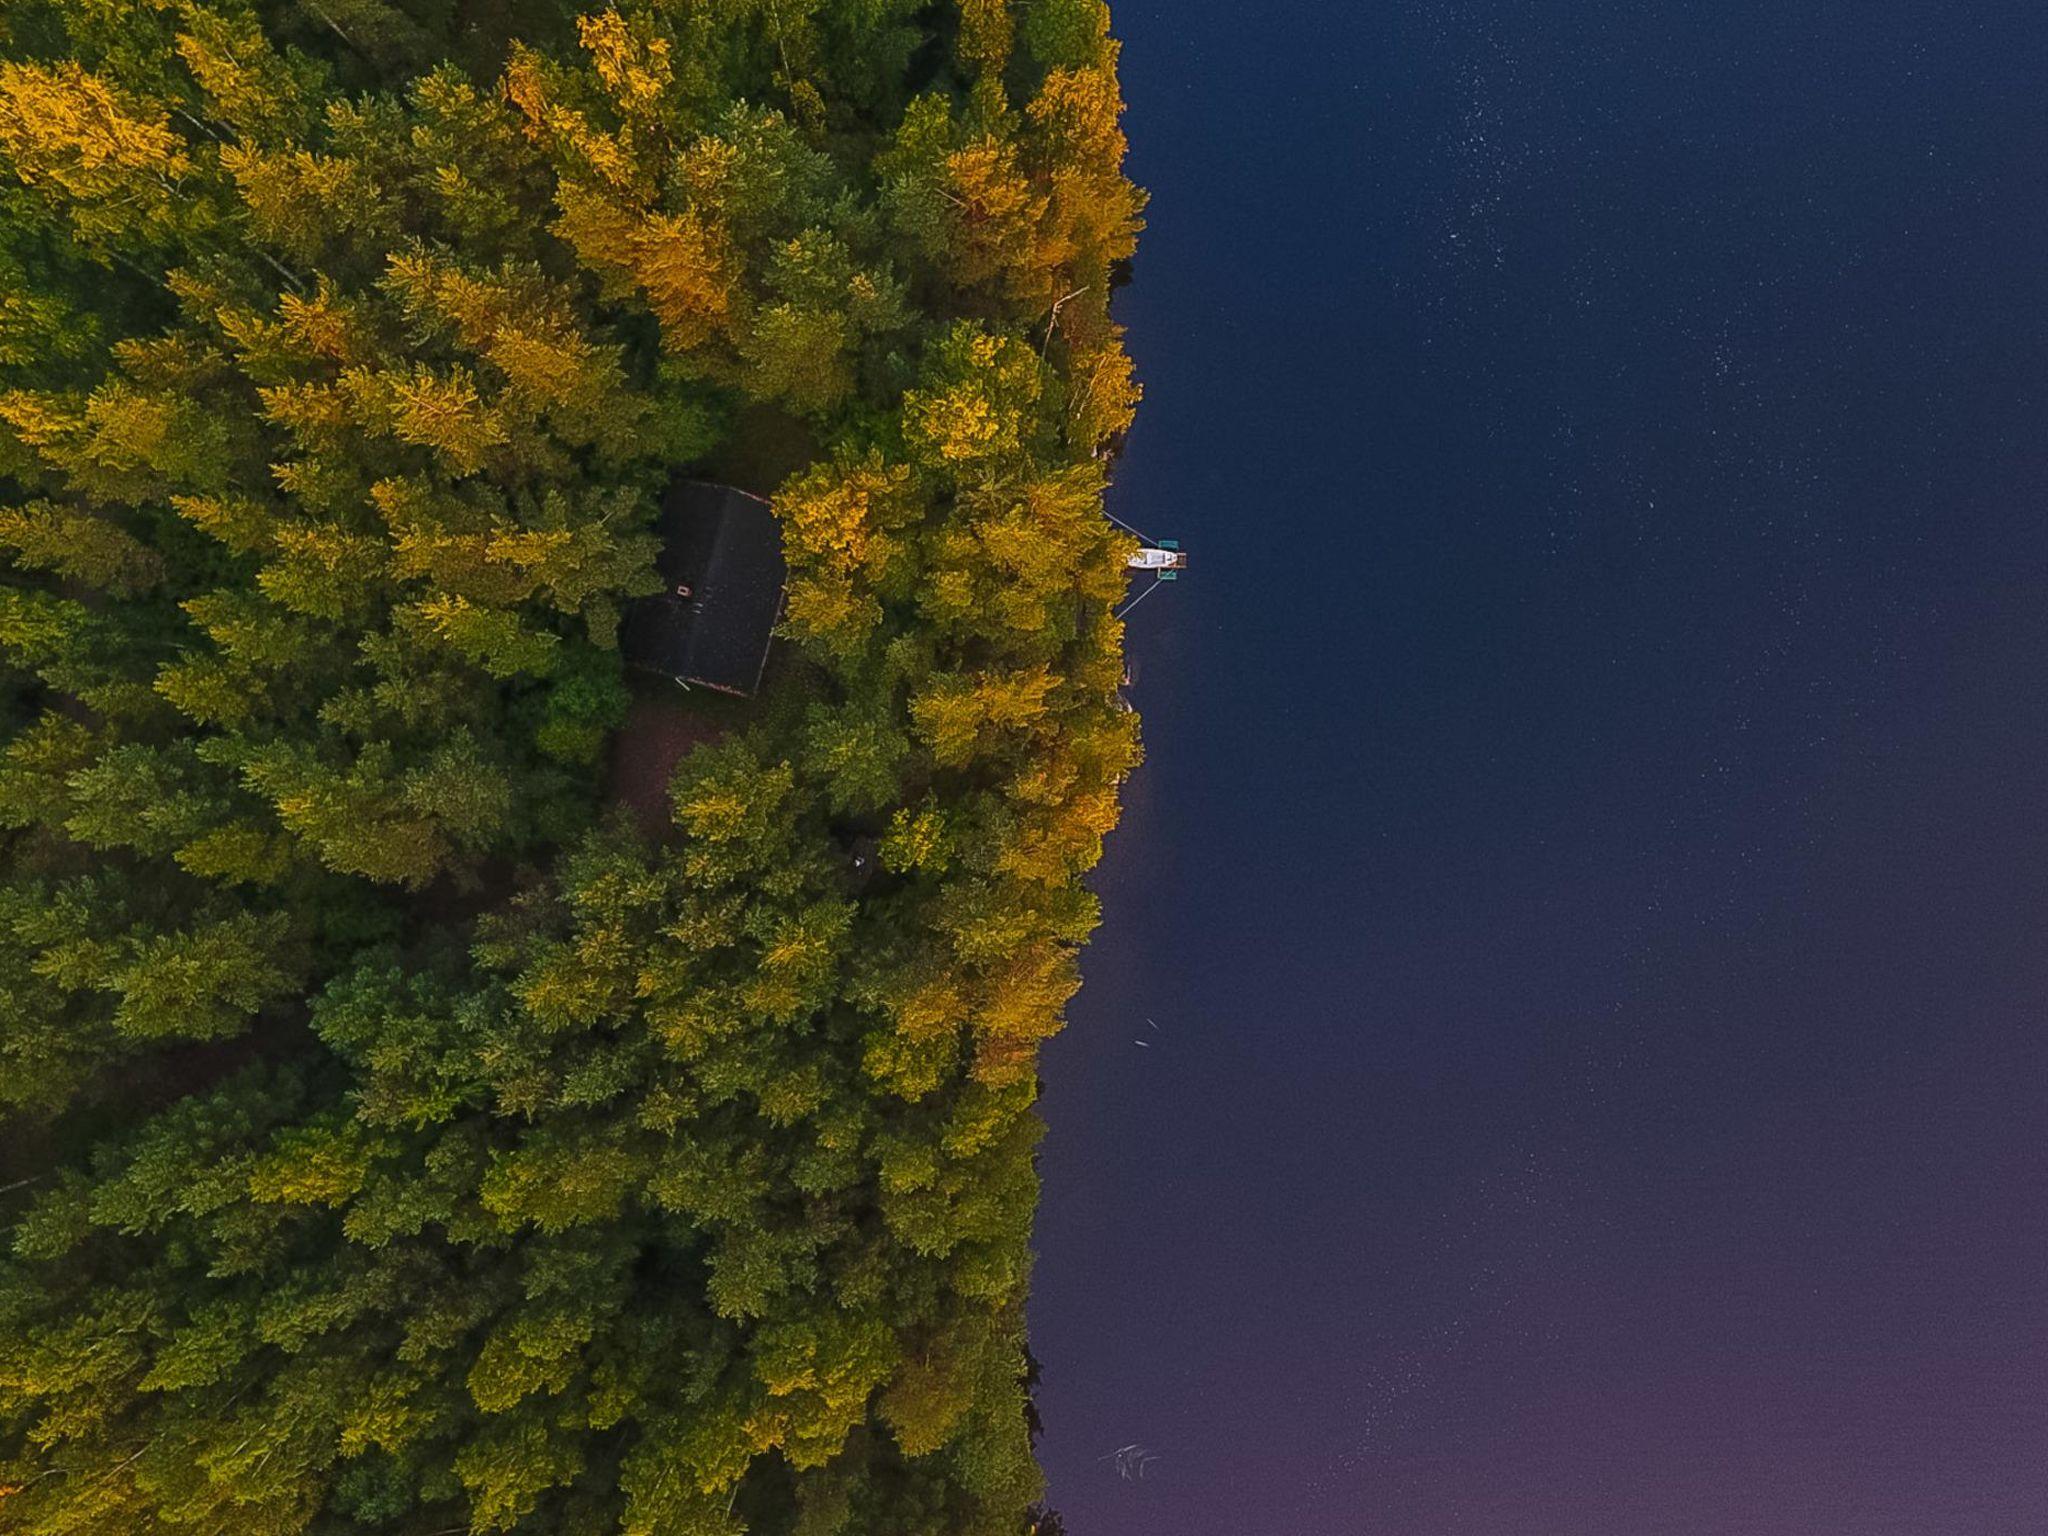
(705, 404, 818, 498)
(606, 684, 739, 836)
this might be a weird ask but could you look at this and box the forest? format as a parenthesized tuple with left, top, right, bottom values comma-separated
(0, 2, 1142, 1531)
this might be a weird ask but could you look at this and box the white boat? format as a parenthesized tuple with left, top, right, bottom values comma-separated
(1125, 540, 1188, 574)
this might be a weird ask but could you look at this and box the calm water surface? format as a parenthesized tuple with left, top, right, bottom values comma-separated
(1031, 3, 2048, 1532)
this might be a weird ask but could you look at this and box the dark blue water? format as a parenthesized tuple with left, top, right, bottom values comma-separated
(1031, 4, 2048, 1533)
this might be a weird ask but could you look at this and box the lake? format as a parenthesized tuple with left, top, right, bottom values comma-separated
(1030, 2, 2048, 1532)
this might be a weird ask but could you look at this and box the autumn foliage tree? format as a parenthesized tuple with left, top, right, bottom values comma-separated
(0, 2, 1141, 1533)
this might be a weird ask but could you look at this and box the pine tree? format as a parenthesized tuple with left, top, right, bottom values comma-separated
(1, 1, 1145, 1529)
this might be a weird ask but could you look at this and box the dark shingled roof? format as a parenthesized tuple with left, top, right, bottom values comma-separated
(619, 481, 787, 697)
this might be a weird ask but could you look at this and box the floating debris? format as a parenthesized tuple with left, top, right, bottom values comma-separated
(1097, 1443, 1163, 1482)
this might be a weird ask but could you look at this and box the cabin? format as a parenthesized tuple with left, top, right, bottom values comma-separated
(619, 481, 787, 697)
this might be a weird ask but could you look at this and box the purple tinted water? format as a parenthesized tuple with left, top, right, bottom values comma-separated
(1031, 3, 2048, 1532)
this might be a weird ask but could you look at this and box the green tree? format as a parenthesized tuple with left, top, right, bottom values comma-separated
(0, 1, 1144, 1531)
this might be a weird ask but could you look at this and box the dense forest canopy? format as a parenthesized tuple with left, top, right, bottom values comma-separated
(0, 1, 1143, 1531)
